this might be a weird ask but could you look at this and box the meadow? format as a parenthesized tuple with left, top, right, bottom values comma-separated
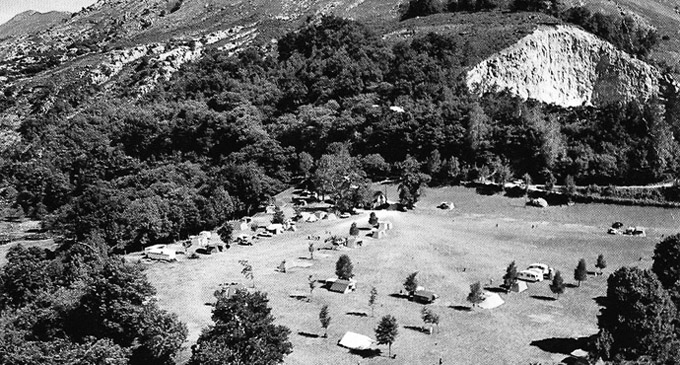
(144, 185, 677, 364)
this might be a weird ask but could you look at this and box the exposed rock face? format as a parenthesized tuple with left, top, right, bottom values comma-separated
(466, 25, 660, 107)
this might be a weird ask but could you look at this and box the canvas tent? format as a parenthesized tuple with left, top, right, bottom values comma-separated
(338, 332, 374, 351)
(529, 198, 548, 208)
(478, 292, 505, 309)
(372, 230, 386, 239)
(266, 224, 284, 235)
(509, 281, 528, 293)
(329, 279, 356, 294)
(413, 290, 438, 304)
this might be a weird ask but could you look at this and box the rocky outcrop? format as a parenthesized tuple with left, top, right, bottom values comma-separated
(465, 25, 660, 107)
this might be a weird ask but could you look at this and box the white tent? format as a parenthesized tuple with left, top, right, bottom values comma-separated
(144, 245, 176, 261)
(509, 281, 528, 293)
(338, 332, 374, 350)
(478, 292, 505, 309)
(530, 198, 548, 208)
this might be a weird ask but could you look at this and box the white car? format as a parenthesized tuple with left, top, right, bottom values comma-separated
(527, 263, 550, 278)
(518, 269, 544, 282)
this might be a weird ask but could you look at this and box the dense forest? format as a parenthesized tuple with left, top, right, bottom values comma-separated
(0, 15, 678, 253)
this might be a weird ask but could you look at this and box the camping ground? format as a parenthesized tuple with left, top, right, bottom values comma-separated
(144, 185, 676, 365)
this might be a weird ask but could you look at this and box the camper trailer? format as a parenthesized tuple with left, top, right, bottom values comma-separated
(517, 269, 543, 282)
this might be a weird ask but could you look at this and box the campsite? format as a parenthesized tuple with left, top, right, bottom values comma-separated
(143, 185, 672, 365)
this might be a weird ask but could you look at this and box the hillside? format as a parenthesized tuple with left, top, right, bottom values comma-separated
(0, 11, 70, 40)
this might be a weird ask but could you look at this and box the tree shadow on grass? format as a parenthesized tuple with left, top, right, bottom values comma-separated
(404, 325, 430, 334)
(298, 331, 320, 338)
(484, 286, 507, 293)
(349, 348, 381, 358)
(530, 335, 595, 355)
(346, 311, 368, 317)
(450, 305, 472, 312)
(531, 295, 557, 301)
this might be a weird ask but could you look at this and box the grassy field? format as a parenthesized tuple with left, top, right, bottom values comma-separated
(144, 185, 678, 365)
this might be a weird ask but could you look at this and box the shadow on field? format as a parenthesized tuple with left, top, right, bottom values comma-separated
(530, 335, 595, 355)
(346, 311, 368, 317)
(404, 325, 430, 334)
(531, 295, 557, 301)
(298, 331, 320, 338)
(484, 286, 507, 293)
(349, 348, 381, 358)
(388, 293, 408, 299)
(450, 305, 472, 312)
(565, 283, 578, 288)
(358, 227, 373, 231)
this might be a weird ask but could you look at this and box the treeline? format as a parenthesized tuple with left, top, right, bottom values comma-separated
(401, 0, 659, 58)
(0, 16, 678, 252)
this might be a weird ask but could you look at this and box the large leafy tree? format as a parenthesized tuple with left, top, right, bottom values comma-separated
(397, 156, 431, 209)
(313, 146, 370, 212)
(335, 254, 354, 280)
(375, 315, 399, 358)
(189, 290, 292, 365)
(595, 267, 680, 362)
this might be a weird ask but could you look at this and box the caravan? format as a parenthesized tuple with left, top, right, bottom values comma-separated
(517, 269, 543, 282)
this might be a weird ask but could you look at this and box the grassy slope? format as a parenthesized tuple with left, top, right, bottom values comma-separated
(145, 186, 675, 364)
(580, 0, 680, 70)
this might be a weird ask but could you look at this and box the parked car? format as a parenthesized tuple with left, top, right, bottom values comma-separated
(527, 263, 551, 278)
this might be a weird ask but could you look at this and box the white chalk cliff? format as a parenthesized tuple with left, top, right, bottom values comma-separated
(466, 25, 660, 107)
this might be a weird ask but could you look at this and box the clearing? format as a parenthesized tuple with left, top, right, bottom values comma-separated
(143, 185, 676, 364)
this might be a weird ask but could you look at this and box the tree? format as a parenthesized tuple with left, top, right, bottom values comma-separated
(596, 254, 607, 276)
(335, 254, 354, 280)
(563, 175, 576, 197)
(217, 223, 233, 247)
(397, 156, 431, 209)
(550, 270, 565, 299)
(239, 260, 255, 288)
(467, 282, 485, 307)
(308, 242, 314, 260)
(189, 290, 292, 365)
(349, 222, 359, 236)
(502, 261, 518, 290)
(312, 147, 370, 212)
(574, 258, 587, 287)
(308, 275, 316, 295)
(522, 173, 532, 198)
(595, 267, 679, 362)
(403, 271, 419, 295)
(652, 234, 680, 290)
(272, 205, 285, 224)
(298, 151, 314, 178)
(375, 315, 399, 358)
(319, 304, 331, 337)
(421, 306, 440, 334)
(369, 286, 378, 317)
(369, 212, 379, 226)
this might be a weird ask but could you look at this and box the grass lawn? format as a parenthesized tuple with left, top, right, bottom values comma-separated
(144, 185, 676, 365)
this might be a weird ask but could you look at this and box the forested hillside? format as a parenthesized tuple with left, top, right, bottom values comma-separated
(0, 15, 678, 253)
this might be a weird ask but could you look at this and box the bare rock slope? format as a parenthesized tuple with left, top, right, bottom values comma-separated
(466, 25, 660, 107)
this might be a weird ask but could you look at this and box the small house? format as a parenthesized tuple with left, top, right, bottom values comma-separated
(329, 279, 357, 294)
(412, 290, 438, 304)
